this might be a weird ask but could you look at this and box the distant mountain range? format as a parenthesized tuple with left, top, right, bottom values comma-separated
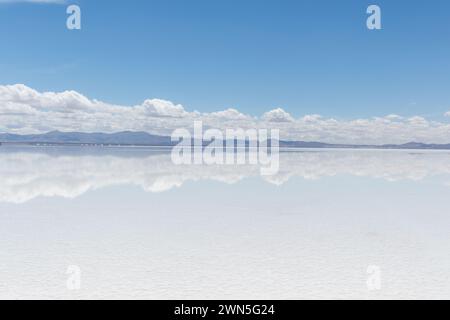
(1, 131, 450, 150)
(0, 131, 173, 146)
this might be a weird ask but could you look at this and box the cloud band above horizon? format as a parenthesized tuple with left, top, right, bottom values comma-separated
(1, 84, 450, 145)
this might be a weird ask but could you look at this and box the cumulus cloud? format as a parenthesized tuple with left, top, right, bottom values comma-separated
(408, 116, 428, 127)
(138, 99, 188, 118)
(385, 114, 403, 121)
(262, 108, 295, 123)
(209, 108, 251, 121)
(1, 84, 450, 144)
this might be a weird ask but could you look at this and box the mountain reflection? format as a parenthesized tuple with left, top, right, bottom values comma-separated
(1, 146, 450, 203)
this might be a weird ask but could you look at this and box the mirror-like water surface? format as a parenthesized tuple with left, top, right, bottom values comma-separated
(1, 146, 449, 299)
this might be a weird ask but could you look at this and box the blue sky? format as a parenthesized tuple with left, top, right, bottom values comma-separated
(1, 0, 450, 120)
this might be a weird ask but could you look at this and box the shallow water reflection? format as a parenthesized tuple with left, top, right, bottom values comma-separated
(1, 146, 450, 203)
(0, 146, 449, 299)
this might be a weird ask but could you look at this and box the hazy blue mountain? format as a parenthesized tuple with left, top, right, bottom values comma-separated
(381, 142, 450, 150)
(1, 131, 450, 150)
(0, 131, 174, 146)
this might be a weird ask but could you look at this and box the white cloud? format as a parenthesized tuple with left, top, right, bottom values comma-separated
(209, 108, 250, 121)
(262, 108, 295, 123)
(1, 84, 450, 144)
(138, 99, 187, 118)
(407, 116, 428, 127)
(385, 114, 403, 121)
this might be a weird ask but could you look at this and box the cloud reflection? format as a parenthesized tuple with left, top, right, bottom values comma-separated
(1, 147, 450, 203)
